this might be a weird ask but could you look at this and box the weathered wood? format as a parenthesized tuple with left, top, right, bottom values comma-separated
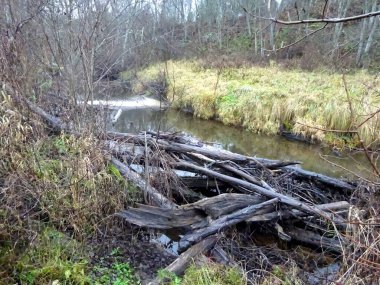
(247, 201, 350, 222)
(179, 176, 227, 190)
(183, 193, 265, 218)
(148, 236, 217, 285)
(286, 227, 343, 253)
(116, 204, 207, 230)
(211, 245, 239, 267)
(24, 98, 66, 132)
(285, 166, 355, 191)
(116, 193, 267, 229)
(174, 160, 345, 224)
(111, 157, 176, 209)
(104, 140, 145, 157)
(161, 140, 354, 191)
(179, 198, 278, 251)
(163, 235, 217, 275)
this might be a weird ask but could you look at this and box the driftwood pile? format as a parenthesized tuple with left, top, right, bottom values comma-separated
(105, 130, 355, 282)
(24, 99, 356, 283)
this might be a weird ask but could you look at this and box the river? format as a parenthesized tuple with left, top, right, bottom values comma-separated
(107, 106, 376, 179)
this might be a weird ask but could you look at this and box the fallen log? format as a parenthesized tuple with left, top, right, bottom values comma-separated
(104, 140, 145, 158)
(179, 176, 227, 190)
(174, 160, 345, 224)
(111, 157, 176, 209)
(116, 203, 207, 230)
(210, 245, 238, 267)
(247, 201, 350, 222)
(183, 193, 264, 218)
(159, 140, 354, 191)
(148, 235, 217, 285)
(285, 166, 355, 191)
(179, 198, 278, 251)
(286, 227, 343, 253)
(116, 193, 266, 229)
(23, 97, 67, 132)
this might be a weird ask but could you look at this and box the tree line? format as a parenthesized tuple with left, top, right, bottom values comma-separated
(1, 0, 379, 107)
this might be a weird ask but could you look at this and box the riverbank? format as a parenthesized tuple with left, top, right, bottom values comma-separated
(130, 60, 380, 149)
(2, 90, 379, 285)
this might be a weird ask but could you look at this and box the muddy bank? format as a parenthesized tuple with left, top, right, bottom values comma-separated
(88, 225, 176, 283)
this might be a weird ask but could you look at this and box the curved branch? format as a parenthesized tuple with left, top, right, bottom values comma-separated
(270, 11, 380, 25)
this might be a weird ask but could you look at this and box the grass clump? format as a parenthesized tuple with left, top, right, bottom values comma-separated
(90, 247, 140, 285)
(157, 269, 182, 285)
(136, 60, 380, 148)
(16, 228, 89, 285)
(181, 263, 245, 285)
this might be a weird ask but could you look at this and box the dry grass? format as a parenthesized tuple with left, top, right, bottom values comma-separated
(0, 91, 135, 283)
(339, 186, 380, 284)
(135, 60, 380, 148)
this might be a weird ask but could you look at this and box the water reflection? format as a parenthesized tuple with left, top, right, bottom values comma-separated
(110, 108, 375, 179)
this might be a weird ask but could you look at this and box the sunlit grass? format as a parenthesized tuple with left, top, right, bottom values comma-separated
(136, 60, 380, 147)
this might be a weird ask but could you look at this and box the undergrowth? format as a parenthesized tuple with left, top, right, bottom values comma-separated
(133, 60, 380, 148)
(181, 263, 245, 285)
(0, 92, 141, 283)
(158, 262, 245, 285)
(91, 247, 140, 285)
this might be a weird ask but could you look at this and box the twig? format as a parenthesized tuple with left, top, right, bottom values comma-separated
(343, 74, 355, 128)
(265, 23, 328, 52)
(322, 0, 330, 19)
(357, 108, 380, 128)
(319, 154, 375, 184)
(358, 136, 380, 177)
(295, 121, 357, 133)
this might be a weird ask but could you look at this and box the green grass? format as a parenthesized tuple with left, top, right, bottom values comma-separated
(16, 228, 89, 285)
(181, 263, 245, 285)
(90, 246, 140, 285)
(135, 60, 380, 148)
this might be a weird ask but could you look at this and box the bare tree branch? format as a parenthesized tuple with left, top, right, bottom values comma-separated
(270, 11, 380, 25)
(265, 23, 328, 52)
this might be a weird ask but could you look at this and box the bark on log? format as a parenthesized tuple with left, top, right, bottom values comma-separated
(247, 201, 350, 222)
(179, 198, 278, 251)
(116, 193, 266, 229)
(286, 227, 343, 253)
(285, 166, 355, 191)
(111, 157, 176, 209)
(179, 176, 227, 190)
(161, 140, 354, 191)
(24, 98, 66, 132)
(174, 160, 345, 224)
(116, 204, 207, 230)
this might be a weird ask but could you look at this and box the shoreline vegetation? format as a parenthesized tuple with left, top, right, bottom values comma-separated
(129, 60, 380, 149)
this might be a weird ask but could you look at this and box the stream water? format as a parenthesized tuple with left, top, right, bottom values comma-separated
(108, 107, 376, 179)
